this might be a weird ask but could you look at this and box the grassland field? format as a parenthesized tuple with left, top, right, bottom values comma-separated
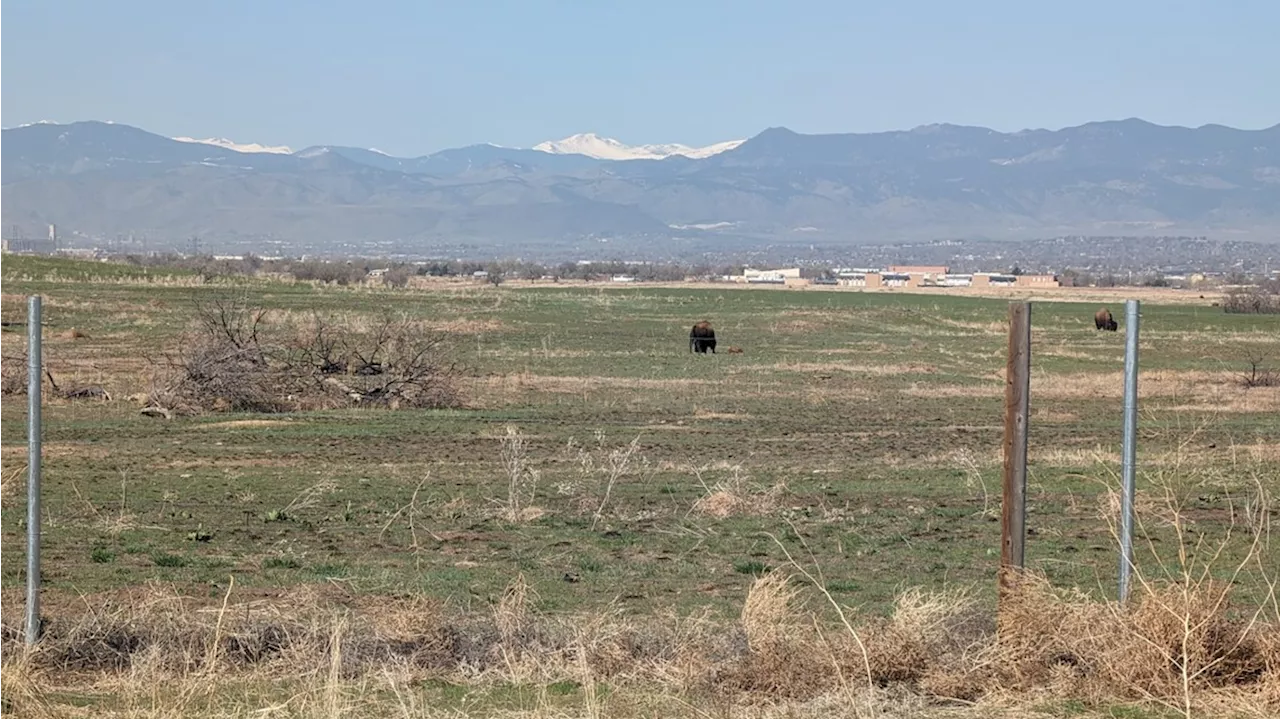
(0, 255, 1277, 718)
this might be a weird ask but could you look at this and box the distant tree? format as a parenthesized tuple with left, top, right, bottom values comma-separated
(382, 265, 413, 288)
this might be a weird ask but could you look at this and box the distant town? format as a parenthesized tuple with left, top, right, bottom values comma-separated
(3, 223, 1279, 291)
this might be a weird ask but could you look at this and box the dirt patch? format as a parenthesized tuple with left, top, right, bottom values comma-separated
(490, 348, 651, 359)
(478, 373, 719, 395)
(195, 419, 296, 430)
(901, 383, 998, 398)
(931, 318, 1008, 335)
(767, 362, 939, 375)
(810, 344, 893, 355)
(693, 409, 753, 421)
(1039, 346, 1100, 360)
(424, 317, 508, 334)
(0, 443, 115, 461)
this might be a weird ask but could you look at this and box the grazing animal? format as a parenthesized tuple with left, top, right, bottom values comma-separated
(726, 346, 744, 354)
(1094, 307, 1118, 332)
(689, 321, 717, 354)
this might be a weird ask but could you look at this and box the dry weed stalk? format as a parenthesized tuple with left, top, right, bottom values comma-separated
(1111, 470, 1275, 718)
(497, 426, 542, 522)
(955, 448, 995, 518)
(377, 477, 442, 564)
(565, 431, 647, 529)
(494, 573, 540, 683)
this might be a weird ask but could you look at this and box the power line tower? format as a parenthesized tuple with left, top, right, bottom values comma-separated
(189, 236, 201, 257)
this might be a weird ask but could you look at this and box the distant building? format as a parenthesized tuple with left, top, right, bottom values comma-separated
(2, 223, 58, 255)
(973, 273, 1018, 287)
(1014, 274, 1060, 288)
(2, 238, 56, 255)
(738, 267, 800, 284)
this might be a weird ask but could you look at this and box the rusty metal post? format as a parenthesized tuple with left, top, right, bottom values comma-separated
(1000, 302, 1031, 602)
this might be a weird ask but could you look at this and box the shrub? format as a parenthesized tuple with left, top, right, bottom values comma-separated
(145, 296, 466, 415)
(1222, 287, 1280, 315)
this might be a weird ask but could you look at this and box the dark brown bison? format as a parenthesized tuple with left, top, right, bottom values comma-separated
(1095, 307, 1118, 331)
(689, 321, 717, 354)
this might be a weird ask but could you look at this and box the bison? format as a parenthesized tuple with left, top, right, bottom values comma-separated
(689, 321, 717, 354)
(1094, 307, 1118, 332)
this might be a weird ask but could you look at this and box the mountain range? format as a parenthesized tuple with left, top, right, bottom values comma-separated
(2, 118, 1278, 257)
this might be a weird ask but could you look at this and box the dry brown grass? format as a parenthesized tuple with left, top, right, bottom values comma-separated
(3, 555, 1274, 718)
(907, 368, 1280, 413)
(688, 465, 786, 518)
(0, 462, 24, 506)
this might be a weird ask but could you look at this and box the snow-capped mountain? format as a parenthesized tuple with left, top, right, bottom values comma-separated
(532, 133, 744, 161)
(173, 136, 294, 155)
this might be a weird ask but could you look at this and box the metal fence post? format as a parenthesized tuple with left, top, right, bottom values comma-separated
(26, 295, 43, 645)
(1000, 302, 1032, 603)
(1119, 299, 1140, 605)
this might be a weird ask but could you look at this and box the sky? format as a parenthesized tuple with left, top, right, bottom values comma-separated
(3, 0, 1278, 156)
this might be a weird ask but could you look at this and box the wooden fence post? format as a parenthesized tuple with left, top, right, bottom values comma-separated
(1000, 302, 1031, 606)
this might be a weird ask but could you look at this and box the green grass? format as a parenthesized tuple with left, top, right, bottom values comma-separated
(1, 255, 1276, 621)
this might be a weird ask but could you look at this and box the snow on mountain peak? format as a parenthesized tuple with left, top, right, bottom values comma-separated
(0, 120, 61, 129)
(532, 133, 743, 161)
(173, 136, 294, 155)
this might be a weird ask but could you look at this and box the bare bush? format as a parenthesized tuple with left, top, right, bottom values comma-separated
(1238, 350, 1277, 389)
(145, 297, 465, 415)
(1222, 287, 1280, 315)
(295, 313, 464, 409)
(146, 298, 286, 415)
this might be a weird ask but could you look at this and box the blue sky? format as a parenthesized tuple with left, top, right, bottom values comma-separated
(3, 0, 1277, 156)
